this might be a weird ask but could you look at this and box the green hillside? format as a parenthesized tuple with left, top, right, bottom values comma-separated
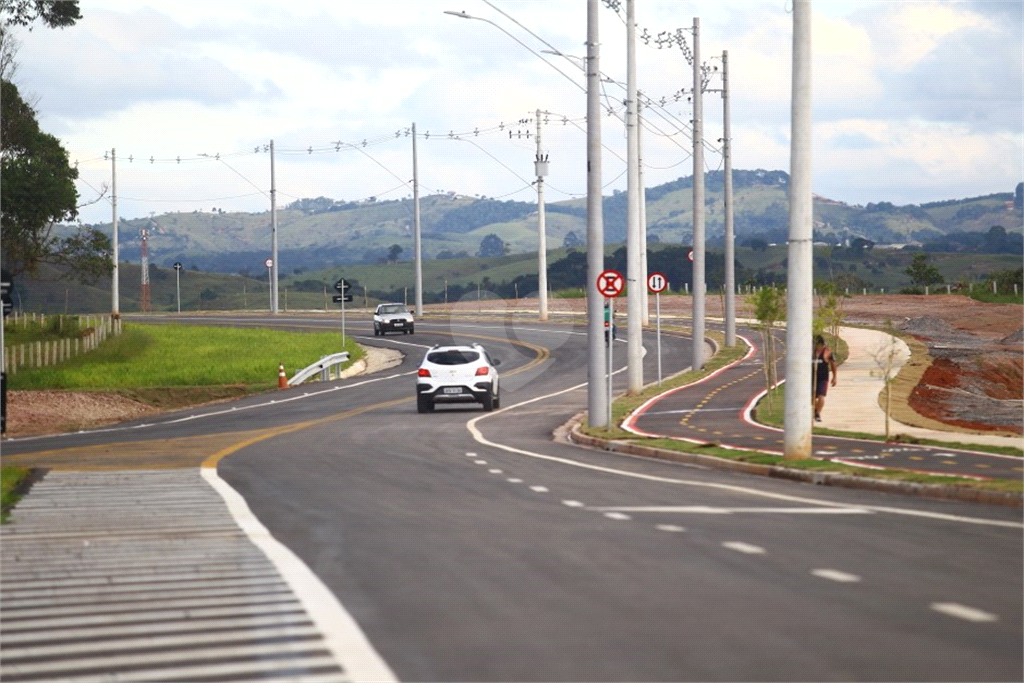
(72, 171, 1021, 279)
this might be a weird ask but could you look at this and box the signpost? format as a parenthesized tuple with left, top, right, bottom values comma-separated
(173, 262, 183, 313)
(648, 272, 669, 386)
(265, 258, 274, 312)
(598, 269, 624, 428)
(334, 278, 352, 344)
(0, 269, 10, 434)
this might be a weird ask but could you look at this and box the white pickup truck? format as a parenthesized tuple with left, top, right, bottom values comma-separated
(373, 303, 414, 336)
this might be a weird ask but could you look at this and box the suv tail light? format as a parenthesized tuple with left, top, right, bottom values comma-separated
(418, 368, 432, 377)
(475, 366, 490, 376)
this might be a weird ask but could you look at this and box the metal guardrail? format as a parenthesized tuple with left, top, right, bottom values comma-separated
(287, 351, 350, 387)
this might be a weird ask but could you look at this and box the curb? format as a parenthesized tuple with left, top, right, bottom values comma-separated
(565, 414, 1022, 509)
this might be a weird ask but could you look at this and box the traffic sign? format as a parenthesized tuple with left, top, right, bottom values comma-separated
(334, 278, 350, 293)
(264, 258, 274, 268)
(333, 294, 353, 303)
(647, 272, 668, 294)
(597, 269, 625, 298)
(1, 268, 12, 318)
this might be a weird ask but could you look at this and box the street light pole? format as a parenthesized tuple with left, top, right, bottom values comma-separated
(535, 109, 549, 322)
(785, 0, 814, 459)
(270, 139, 279, 315)
(691, 17, 706, 371)
(722, 50, 736, 347)
(586, 0, 608, 428)
(412, 123, 423, 316)
(111, 148, 119, 317)
(625, 0, 643, 395)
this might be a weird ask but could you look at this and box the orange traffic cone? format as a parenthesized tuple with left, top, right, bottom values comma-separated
(278, 363, 288, 389)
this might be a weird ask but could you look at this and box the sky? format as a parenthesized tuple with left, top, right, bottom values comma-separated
(8, 0, 1023, 226)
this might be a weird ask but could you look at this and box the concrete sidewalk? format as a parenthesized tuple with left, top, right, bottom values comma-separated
(819, 326, 1022, 450)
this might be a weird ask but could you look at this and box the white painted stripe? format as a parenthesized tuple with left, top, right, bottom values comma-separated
(466, 452, 477, 457)
(0, 655, 344, 683)
(562, 500, 585, 507)
(722, 542, 766, 555)
(812, 569, 861, 583)
(1, 624, 322, 659)
(2, 592, 299, 619)
(530, 485, 549, 493)
(591, 506, 872, 515)
(489, 469, 503, 474)
(603, 512, 632, 521)
(474, 459, 488, 465)
(931, 602, 998, 622)
(655, 524, 686, 532)
(1, 575, 287, 601)
(1, 639, 331, 676)
(507, 478, 523, 483)
(202, 467, 396, 682)
(1, 600, 305, 630)
(0, 613, 314, 645)
(465, 386, 1023, 529)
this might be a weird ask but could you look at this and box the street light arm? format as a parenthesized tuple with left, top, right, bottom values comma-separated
(443, 9, 585, 93)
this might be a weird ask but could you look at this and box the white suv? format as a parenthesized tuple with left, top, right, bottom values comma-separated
(374, 303, 414, 336)
(416, 344, 501, 413)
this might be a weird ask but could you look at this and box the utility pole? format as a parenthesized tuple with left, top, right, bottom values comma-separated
(270, 140, 279, 314)
(722, 50, 736, 347)
(625, 0, 643, 394)
(111, 148, 119, 316)
(691, 17, 706, 370)
(535, 109, 549, 321)
(412, 123, 423, 316)
(586, 0, 608, 428)
(785, 0, 814, 459)
(639, 102, 650, 327)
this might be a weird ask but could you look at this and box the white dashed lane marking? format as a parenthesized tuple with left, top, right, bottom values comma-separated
(488, 469, 503, 474)
(529, 486, 549, 493)
(603, 512, 632, 521)
(562, 500, 585, 508)
(656, 524, 686, 533)
(722, 542, 766, 555)
(812, 569, 861, 583)
(931, 603, 998, 623)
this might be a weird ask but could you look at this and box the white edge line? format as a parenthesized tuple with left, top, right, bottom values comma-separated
(200, 467, 396, 682)
(465, 371, 1023, 530)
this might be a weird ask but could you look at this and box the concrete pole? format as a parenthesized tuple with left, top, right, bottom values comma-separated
(722, 50, 736, 347)
(270, 140, 279, 314)
(412, 123, 423, 316)
(691, 17, 706, 371)
(111, 149, 119, 316)
(535, 109, 549, 321)
(586, 0, 608, 428)
(639, 102, 650, 327)
(625, 0, 643, 395)
(784, 0, 814, 460)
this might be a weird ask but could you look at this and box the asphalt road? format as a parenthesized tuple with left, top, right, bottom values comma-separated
(3, 312, 1021, 681)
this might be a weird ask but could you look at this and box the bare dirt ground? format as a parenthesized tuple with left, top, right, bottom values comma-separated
(4, 296, 1021, 438)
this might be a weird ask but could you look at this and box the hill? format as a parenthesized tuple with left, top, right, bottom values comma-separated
(70, 171, 1021, 277)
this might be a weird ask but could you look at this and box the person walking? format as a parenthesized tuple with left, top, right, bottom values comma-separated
(813, 334, 837, 422)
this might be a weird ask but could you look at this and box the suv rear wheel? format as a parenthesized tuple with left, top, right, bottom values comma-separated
(417, 395, 434, 413)
(481, 386, 495, 412)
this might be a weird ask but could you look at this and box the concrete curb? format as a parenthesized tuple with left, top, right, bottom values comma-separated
(564, 413, 1022, 508)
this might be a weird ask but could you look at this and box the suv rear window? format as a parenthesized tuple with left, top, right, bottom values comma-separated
(427, 350, 481, 365)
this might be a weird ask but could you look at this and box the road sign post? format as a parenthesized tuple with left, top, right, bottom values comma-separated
(597, 269, 624, 429)
(265, 258, 274, 312)
(173, 262, 183, 313)
(334, 279, 352, 346)
(648, 272, 668, 386)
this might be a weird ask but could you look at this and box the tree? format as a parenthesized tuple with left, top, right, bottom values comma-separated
(387, 244, 403, 263)
(748, 286, 785, 413)
(904, 253, 943, 288)
(477, 233, 509, 258)
(1, 79, 111, 283)
(872, 320, 902, 441)
(0, 1, 81, 30)
(563, 230, 584, 249)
